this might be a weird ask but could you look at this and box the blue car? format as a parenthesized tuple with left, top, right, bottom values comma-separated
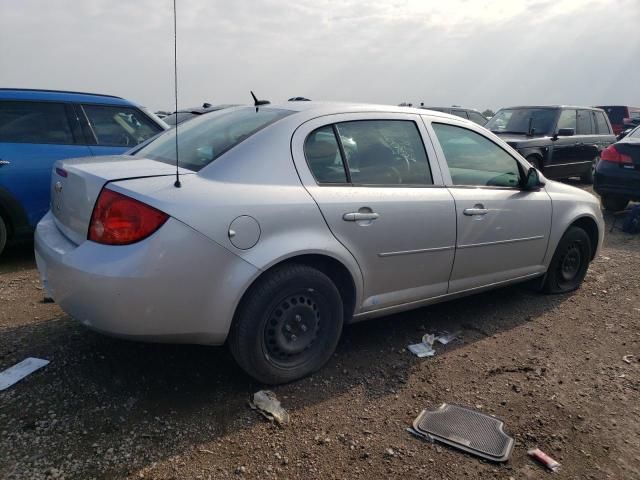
(0, 88, 167, 255)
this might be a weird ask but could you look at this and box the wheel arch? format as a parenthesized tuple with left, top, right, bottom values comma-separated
(570, 215, 600, 260)
(232, 252, 361, 332)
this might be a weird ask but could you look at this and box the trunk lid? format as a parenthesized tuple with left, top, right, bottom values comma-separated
(50, 155, 192, 245)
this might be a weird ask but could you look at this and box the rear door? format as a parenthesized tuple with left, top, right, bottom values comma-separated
(426, 120, 551, 292)
(0, 100, 91, 227)
(78, 104, 164, 156)
(291, 113, 456, 312)
(576, 109, 599, 175)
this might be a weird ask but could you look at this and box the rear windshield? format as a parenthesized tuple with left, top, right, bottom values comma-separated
(629, 126, 640, 139)
(597, 106, 627, 124)
(163, 112, 197, 126)
(136, 107, 294, 171)
(486, 108, 557, 135)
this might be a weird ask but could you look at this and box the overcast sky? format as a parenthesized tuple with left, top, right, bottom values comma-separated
(1, 0, 639, 112)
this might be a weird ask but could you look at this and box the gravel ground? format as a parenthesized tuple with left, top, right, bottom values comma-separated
(1, 194, 639, 480)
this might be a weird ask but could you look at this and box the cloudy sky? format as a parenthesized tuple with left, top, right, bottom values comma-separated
(1, 0, 639, 112)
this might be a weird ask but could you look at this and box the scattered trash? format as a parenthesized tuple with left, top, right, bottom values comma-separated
(528, 447, 561, 472)
(435, 330, 461, 345)
(249, 390, 289, 427)
(410, 403, 514, 462)
(622, 355, 635, 364)
(0, 357, 50, 391)
(408, 331, 460, 357)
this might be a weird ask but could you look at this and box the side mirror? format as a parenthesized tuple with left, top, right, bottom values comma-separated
(522, 167, 545, 190)
(557, 127, 575, 137)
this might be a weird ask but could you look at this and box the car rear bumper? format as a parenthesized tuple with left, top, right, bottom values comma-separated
(34, 211, 258, 345)
(594, 163, 640, 200)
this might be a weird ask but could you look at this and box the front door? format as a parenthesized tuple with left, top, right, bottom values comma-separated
(549, 109, 581, 178)
(291, 113, 457, 312)
(427, 120, 552, 293)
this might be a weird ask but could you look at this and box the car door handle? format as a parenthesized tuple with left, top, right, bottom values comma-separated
(343, 212, 380, 221)
(0, 160, 10, 167)
(463, 205, 488, 216)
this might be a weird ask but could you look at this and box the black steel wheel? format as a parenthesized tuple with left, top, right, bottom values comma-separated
(229, 263, 343, 384)
(543, 226, 592, 294)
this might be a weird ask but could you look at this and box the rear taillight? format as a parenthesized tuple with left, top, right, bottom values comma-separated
(601, 145, 632, 165)
(88, 189, 168, 245)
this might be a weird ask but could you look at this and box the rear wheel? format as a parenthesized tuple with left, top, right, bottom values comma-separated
(0, 215, 7, 257)
(580, 156, 598, 183)
(542, 226, 592, 294)
(601, 195, 629, 212)
(228, 264, 344, 384)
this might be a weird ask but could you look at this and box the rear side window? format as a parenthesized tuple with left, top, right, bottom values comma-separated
(305, 120, 433, 186)
(599, 106, 627, 124)
(0, 101, 74, 144)
(137, 107, 293, 171)
(82, 105, 162, 147)
(432, 123, 521, 188)
(594, 112, 611, 134)
(451, 110, 468, 119)
(576, 109, 594, 134)
(556, 109, 577, 131)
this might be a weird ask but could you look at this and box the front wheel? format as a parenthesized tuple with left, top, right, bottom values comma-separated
(542, 226, 592, 294)
(0, 215, 7, 257)
(601, 195, 629, 212)
(228, 264, 344, 384)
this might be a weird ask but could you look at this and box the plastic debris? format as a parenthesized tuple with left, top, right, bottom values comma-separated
(528, 447, 561, 472)
(408, 331, 460, 357)
(436, 330, 461, 345)
(249, 390, 290, 427)
(0, 358, 50, 391)
(623, 355, 635, 364)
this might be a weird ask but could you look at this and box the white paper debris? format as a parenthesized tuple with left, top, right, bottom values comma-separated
(436, 331, 461, 345)
(408, 343, 436, 358)
(0, 358, 50, 391)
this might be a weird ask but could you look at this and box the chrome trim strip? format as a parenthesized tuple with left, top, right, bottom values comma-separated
(458, 235, 544, 249)
(378, 245, 455, 257)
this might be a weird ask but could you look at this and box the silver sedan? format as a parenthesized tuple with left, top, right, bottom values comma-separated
(35, 103, 604, 384)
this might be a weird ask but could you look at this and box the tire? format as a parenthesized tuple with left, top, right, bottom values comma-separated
(228, 264, 344, 384)
(0, 215, 7, 257)
(580, 156, 598, 184)
(526, 156, 542, 171)
(542, 226, 592, 294)
(601, 195, 629, 212)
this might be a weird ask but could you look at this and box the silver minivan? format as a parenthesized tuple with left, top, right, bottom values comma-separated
(35, 103, 604, 384)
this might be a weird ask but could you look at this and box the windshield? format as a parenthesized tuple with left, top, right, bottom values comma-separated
(486, 108, 557, 135)
(135, 107, 294, 171)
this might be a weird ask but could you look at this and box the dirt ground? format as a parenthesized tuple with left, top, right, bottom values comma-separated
(1, 193, 639, 480)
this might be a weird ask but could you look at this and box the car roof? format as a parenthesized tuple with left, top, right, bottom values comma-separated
(0, 88, 136, 106)
(500, 105, 606, 111)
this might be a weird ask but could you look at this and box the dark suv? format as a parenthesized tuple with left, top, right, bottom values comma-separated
(420, 106, 488, 126)
(485, 106, 615, 182)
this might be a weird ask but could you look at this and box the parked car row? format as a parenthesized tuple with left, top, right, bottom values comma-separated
(0, 88, 168, 255)
(34, 102, 604, 383)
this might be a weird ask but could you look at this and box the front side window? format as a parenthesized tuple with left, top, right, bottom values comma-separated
(137, 107, 293, 171)
(576, 109, 594, 135)
(0, 101, 74, 144)
(432, 123, 521, 188)
(594, 112, 611, 134)
(556, 109, 577, 131)
(82, 105, 162, 147)
(486, 108, 557, 136)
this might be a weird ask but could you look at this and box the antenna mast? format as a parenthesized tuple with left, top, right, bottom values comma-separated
(173, 0, 181, 188)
